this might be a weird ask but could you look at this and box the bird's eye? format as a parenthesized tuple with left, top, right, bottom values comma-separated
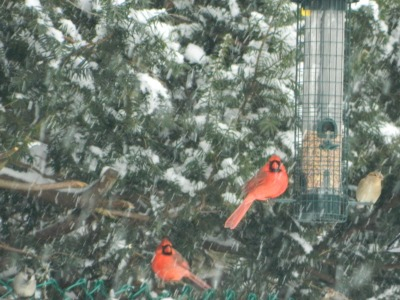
(162, 245, 173, 255)
(270, 160, 281, 172)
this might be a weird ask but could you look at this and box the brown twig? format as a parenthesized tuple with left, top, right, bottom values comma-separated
(0, 179, 87, 191)
(95, 208, 150, 221)
(0, 242, 37, 258)
(306, 267, 336, 285)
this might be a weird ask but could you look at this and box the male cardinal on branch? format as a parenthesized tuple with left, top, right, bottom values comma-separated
(151, 238, 211, 290)
(224, 154, 288, 230)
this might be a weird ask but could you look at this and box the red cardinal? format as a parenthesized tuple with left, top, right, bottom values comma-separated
(151, 238, 211, 290)
(224, 154, 288, 229)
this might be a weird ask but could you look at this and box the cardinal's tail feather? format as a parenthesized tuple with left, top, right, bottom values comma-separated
(224, 197, 254, 230)
(186, 272, 211, 290)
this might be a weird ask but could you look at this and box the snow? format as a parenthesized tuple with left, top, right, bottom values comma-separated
(214, 158, 239, 181)
(129, 9, 167, 24)
(25, 0, 41, 9)
(0, 167, 53, 184)
(194, 115, 207, 127)
(164, 167, 206, 196)
(76, 0, 92, 14)
(367, 287, 400, 300)
(89, 146, 104, 157)
(27, 141, 49, 174)
(199, 140, 212, 153)
(47, 27, 64, 43)
(127, 9, 184, 64)
(137, 73, 171, 115)
(173, 0, 192, 10)
(112, 0, 125, 5)
(379, 122, 400, 143)
(199, 6, 230, 22)
(184, 43, 208, 65)
(222, 192, 240, 205)
(71, 73, 95, 90)
(288, 232, 313, 254)
(249, 12, 269, 32)
(352, 0, 388, 34)
(215, 122, 243, 140)
(279, 130, 295, 154)
(59, 19, 83, 42)
(228, 0, 240, 17)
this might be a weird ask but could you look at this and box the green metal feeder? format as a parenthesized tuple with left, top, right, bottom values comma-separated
(292, 0, 356, 223)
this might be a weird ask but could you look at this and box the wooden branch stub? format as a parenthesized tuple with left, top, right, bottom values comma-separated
(32, 210, 83, 243)
(75, 168, 119, 212)
(32, 168, 122, 242)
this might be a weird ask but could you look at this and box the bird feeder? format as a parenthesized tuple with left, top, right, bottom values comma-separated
(292, 0, 355, 223)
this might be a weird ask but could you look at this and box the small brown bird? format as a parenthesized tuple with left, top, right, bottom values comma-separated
(12, 267, 36, 298)
(322, 287, 350, 300)
(356, 171, 384, 203)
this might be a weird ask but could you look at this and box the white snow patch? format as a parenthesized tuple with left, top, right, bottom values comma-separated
(26, 0, 41, 9)
(222, 192, 240, 205)
(71, 73, 95, 90)
(194, 115, 207, 127)
(47, 27, 64, 43)
(27, 140, 49, 174)
(215, 122, 243, 140)
(112, 0, 125, 5)
(262, 148, 287, 161)
(224, 108, 239, 124)
(228, 0, 240, 17)
(150, 194, 164, 215)
(129, 9, 167, 24)
(379, 122, 400, 143)
(214, 158, 239, 181)
(184, 43, 208, 65)
(199, 140, 212, 153)
(278, 130, 295, 154)
(352, 0, 387, 32)
(249, 12, 269, 32)
(59, 19, 82, 42)
(112, 157, 128, 178)
(49, 59, 61, 69)
(173, 0, 192, 10)
(76, 0, 92, 14)
(289, 232, 313, 254)
(367, 286, 400, 300)
(0, 167, 53, 185)
(164, 168, 206, 196)
(137, 73, 171, 115)
(89, 145, 104, 157)
(200, 6, 230, 22)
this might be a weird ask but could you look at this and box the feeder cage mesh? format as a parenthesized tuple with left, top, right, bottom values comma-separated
(293, 0, 351, 223)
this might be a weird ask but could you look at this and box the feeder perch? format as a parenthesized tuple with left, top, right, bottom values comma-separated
(292, 0, 356, 223)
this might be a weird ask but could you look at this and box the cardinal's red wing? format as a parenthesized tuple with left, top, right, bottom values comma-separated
(243, 168, 268, 195)
(173, 249, 190, 271)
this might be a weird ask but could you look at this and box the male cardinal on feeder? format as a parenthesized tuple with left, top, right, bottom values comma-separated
(151, 238, 211, 290)
(224, 154, 288, 230)
(356, 171, 383, 203)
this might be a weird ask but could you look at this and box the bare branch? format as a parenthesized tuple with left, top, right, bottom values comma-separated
(0, 179, 87, 191)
